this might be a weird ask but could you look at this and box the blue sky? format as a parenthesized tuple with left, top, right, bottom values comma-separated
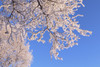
(0, 0, 100, 67)
(29, 0, 100, 67)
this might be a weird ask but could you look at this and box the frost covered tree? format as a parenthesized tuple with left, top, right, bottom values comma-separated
(0, 0, 92, 66)
(0, 23, 32, 67)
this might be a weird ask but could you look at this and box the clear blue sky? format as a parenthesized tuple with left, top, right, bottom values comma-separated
(28, 0, 100, 67)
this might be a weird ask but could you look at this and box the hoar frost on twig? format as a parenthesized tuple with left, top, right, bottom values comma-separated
(0, 0, 92, 65)
(0, 23, 32, 67)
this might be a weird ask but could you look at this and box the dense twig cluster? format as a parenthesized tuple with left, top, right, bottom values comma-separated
(0, 23, 32, 67)
(0, 0, 92, 66)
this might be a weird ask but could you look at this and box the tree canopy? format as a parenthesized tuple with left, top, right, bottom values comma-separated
(0, 0, 92, 67)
